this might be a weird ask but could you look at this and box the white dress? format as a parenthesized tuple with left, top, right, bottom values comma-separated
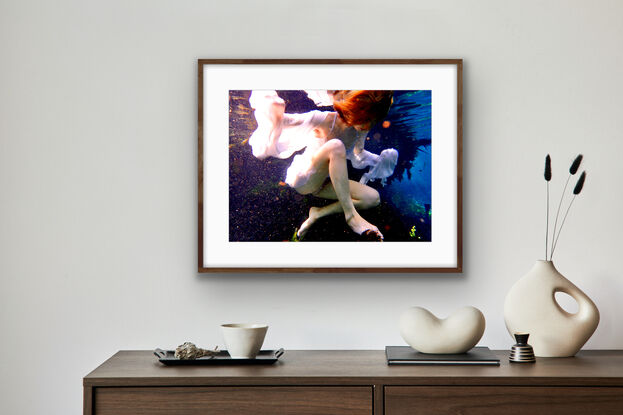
(248, 90, 399, 188)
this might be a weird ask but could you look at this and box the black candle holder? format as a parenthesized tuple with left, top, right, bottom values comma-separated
(510, 333, 536, 363)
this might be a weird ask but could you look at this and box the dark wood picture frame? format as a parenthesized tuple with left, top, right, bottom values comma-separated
(198, 59, 462, 273)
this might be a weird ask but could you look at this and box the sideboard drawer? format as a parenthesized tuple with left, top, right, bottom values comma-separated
(95, 386, 372, 415)
(385, 386, 623, 415)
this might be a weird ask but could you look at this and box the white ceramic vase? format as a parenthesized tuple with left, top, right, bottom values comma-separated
(504, 260, 599, 357)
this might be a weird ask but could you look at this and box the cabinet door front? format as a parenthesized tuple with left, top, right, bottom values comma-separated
(95, 386, 372, 415)
(385, 386, 623, 415)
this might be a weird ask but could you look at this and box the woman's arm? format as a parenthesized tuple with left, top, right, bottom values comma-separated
(353, 133, 366, 156)
(346, 132, 399, 185)
(349, 133, 379, 169)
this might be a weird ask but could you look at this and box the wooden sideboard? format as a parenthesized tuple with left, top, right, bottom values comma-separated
(84, 350, 623, 414)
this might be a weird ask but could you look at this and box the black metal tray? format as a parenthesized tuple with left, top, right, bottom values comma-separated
(154, 348, 284, 366)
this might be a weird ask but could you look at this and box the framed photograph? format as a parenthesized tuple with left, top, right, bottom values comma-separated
(199, 59, 462, 273)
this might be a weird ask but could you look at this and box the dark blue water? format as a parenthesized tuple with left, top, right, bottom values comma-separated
(365, 90, 432, 239)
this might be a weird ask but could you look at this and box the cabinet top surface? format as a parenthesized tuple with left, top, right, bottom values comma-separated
(83, 350, 623, 387)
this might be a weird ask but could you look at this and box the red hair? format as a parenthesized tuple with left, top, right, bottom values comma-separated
(332, 90, 393, 127)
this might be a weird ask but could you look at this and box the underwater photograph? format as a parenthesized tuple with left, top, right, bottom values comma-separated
(228, 89, 432, 242)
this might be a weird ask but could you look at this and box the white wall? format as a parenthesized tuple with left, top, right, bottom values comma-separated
(1, 0, 622, 413)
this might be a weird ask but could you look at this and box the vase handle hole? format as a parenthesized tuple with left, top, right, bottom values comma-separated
(555, 291, 579, 314)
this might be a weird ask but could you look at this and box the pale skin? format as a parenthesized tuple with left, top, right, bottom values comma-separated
(267, 100, 383, 240)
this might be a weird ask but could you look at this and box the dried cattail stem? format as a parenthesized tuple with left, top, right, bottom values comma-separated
(550, 155, 584, 259)
(544, 155, 552, 260)
(546, 182, 550, 260)
(551, 171, 587, 259)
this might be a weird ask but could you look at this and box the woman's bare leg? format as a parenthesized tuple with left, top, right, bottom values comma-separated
(298, 180, 381, 239)
(294, 138, 381, 239)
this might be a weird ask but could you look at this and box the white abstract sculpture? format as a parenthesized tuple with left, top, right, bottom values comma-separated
(400, 306, 486, 354)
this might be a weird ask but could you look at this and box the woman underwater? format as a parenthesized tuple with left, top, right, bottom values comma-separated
(248, 90, 398, 241)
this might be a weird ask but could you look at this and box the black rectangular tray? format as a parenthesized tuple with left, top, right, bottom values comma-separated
(154, 348, 284, 366)
(386, 346, 500, 365)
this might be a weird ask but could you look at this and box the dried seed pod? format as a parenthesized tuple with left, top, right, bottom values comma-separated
(174, 342, 218, 360)
(573, 171, 586, 195)
(569, 154, 583, 175)
(544, 155, 552, 181)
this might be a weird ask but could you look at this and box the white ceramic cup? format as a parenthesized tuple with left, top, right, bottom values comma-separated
(221, 323, 268, 359)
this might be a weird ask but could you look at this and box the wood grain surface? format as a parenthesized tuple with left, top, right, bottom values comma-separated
(95, 386, 372, 415)
(385, 386, 623, 415)
(85, 350, 623, 415)
(84, 350, 623, 387)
